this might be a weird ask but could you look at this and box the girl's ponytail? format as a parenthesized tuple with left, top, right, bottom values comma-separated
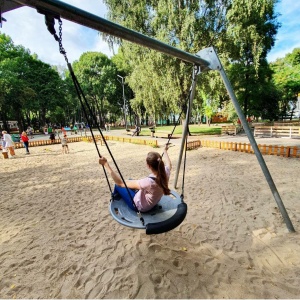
(146, 152, 170, 195)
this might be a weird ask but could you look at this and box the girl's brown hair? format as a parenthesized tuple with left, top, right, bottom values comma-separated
(146, 152, 170, 195)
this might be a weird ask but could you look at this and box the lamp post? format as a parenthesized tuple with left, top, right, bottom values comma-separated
(117, 75, 127, 130)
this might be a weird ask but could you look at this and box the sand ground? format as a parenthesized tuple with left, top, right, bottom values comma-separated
(1, 138, 300, 299)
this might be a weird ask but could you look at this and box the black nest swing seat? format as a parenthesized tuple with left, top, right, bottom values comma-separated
(110, 190, 187, 235)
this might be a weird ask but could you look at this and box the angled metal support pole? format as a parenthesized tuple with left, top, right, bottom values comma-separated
(174, 66, 200, 189)
(196, 47, 295, 233)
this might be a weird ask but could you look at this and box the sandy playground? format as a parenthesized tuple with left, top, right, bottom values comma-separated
(1, 139, 300, 298)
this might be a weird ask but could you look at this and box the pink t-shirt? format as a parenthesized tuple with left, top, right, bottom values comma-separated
(134, 166, 170, 212)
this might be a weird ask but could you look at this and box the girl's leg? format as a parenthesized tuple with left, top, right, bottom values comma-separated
(113, 185, 137, 211)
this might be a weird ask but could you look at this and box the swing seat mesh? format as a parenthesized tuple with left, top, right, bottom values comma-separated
(109, 190, 187, 234)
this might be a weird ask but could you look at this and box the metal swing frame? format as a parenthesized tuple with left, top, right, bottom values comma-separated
(1, 0, 295, 233)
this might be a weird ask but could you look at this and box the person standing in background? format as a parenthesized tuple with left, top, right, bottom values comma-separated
(61, 134, 69, 154)
(2, 130, 15, 158)
(27, 126, 34, 139)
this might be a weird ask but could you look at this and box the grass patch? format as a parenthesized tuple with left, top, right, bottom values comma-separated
(139, 124, 221, 136)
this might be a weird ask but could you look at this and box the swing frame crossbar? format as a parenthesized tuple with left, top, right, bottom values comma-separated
(1, 0, 295, 233)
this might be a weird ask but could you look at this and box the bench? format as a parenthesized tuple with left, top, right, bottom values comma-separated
(149, 127, 156, 137)
(221, 125, 238, 136)
(156, 132, 172, 139)
(126, 127, 141, 136)
(254, 126, 300, 138)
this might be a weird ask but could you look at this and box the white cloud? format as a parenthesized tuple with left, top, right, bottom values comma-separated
(1, 0, 113, 65)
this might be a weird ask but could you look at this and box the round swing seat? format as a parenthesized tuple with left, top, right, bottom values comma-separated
(109, 190, 187, 235)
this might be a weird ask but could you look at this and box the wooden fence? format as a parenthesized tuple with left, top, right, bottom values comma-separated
(5, 135, 299, 158)
(254, 126, 300, 138)
(6, 135, 158, 150)
(186, 140, 202, 150)
(11, 136, 84, 149)
(104, 135, 158, 147)
(186, 139, 300, 158)
(221, 125, 239, 136)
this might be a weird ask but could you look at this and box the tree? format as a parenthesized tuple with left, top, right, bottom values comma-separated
(225, 0, 280, 117)
(71, 52, 119, 127)
(271, 48, 300, 118)
(228, 59, 280, 120)
(0, 34, 24, 129)
(112, 51, 136, 126)
(24, 58, 67, 127)
(0, 33, 67, 131)
(102, 0, 231, 123)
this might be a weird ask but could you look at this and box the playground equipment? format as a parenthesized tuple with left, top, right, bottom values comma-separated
(0, 0, 295, 232)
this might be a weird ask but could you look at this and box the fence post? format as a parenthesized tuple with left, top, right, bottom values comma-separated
(292, 146, 298, 158)
(247, 143, 251, 153)
(271, 126, 273, 137)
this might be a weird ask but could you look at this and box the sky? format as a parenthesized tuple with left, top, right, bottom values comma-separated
(0, 0, 113, 66)
(1, 0, 300, 66)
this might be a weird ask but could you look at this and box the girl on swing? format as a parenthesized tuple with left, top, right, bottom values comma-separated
(99, 144, 171, 212)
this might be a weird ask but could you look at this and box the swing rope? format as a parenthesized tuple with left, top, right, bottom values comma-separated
(44, 13, 144, 224)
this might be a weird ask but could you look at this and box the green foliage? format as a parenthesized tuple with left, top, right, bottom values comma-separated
(226, 0, 279, 70)
(0, 32, 67, 131)
(228, 59, 279, 119)
(271, 48, 300, 117)
(102, 0, 280, 123)
(71, 52, 119, 126)
(225, 0, 280, 118)
(138, 124, 221, 136)
(111, 50, 131, 74)
(222, 101, 238, 122)
(102, 0, 231, 122)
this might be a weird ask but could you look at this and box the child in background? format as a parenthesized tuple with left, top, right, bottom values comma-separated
(61, 134, 69, 154)
(21, 131, 30, 154)
(50, 132, 55, 144)
(27, 126, 34, 139)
